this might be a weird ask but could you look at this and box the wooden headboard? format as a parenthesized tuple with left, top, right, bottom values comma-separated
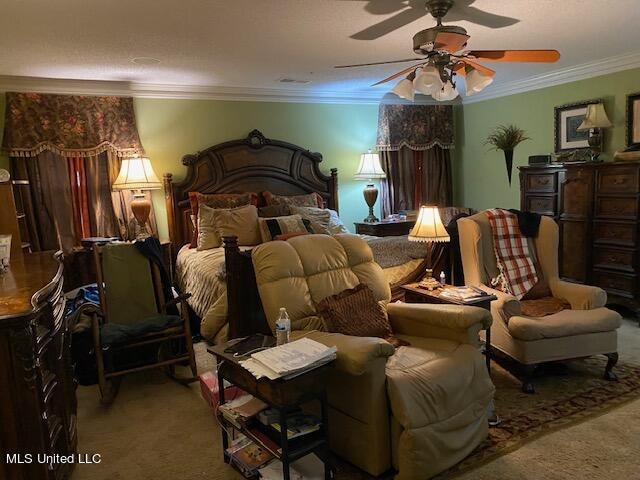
(163, 129, 338, 252)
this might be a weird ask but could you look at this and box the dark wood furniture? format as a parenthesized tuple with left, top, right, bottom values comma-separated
(401, 283, 495, 372)
(354, 220, 414, 237)
(163, 130, 431, 339)
(0, 251, 77, 480)
(520, 162, 640, 319)
(86, 243, 197, 403)
(208, 341, 333, 480)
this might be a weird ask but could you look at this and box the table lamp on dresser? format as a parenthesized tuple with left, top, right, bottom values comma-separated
(408, 205, 450, 289)
(354, 149, 386, 223)
(112, 157, 162, 239)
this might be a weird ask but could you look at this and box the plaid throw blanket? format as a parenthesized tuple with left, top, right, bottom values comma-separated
(485, 208, 538, 299)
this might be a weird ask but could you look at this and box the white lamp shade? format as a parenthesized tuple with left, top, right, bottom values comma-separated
(465, 69, 493, 96)
(112, 157, 162, 191)
(432, 82, 459, 101)
(354, 150, 386, 180)
(578, 103, 612, 130)
(413, 66, 443, 95)
(391, 78, 415, 101)
(408, 205, 450, 242)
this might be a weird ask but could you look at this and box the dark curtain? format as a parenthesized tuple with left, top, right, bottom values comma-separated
(380, 146, 453, 218)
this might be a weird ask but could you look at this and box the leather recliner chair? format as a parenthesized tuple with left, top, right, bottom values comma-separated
(457, 212, 621, 393)
(251, 234, 495, 479)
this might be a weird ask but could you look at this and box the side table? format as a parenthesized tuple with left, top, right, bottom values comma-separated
(354, 220, 414, 237)
(401, 283, 496, 373)
(208, 342, 334, 480)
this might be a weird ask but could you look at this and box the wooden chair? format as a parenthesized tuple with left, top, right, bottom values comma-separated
(85, 242, 197, 403)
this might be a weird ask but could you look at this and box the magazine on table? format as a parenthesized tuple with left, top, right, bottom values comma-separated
(439, 286, 495, 303)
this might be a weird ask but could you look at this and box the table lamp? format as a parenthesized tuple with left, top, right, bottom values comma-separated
(408, 205, 450, 289)
(112, 157, 162, 239)
(354, 150, 386, 223)
(577, 103, 612, 161)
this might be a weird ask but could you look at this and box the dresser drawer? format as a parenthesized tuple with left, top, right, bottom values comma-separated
(526, 173, 557, 192)
(525, 195, 556, 216)
(593, 247, 636, 273)
(597, 165, 640, 194)
(593, 221, 637, 247)
(592, 270, 637, 298)
(595, 196, 639, 220)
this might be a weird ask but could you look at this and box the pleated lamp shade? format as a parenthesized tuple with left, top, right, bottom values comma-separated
(408, 206, 450, 243)
(112, 157, 162, 191)
(354, 151, 386, 180)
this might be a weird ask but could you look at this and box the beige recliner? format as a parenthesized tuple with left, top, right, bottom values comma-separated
(458, 212, 622, 393)
(251, 234, 495, 479)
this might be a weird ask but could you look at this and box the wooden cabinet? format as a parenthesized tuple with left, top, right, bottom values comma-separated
(520, 162, 640, 317)
(0, 252, 77, 480)
(354, 220, 414, 237)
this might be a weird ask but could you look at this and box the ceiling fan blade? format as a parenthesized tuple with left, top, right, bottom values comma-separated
(449, 2, 520, 29)
(351, 7, 425, 40)
(371, 62, 426, 86)
(467, 50, 561, 63)
(459, 58, 496, 77)
(434, 31, 470, 52)
(335, 58, 425, 69)
(452, 61, 467, 76)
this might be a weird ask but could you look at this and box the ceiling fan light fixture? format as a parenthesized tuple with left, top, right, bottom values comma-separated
(392, 78, 415, 101)
(413, 65, 443, 94)
(432, 82, 458, 101)
(465, 68, 493, 95)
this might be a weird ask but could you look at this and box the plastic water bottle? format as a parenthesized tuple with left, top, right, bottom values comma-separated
(275, 307, 291, 346)
(439, 271, 446, 286)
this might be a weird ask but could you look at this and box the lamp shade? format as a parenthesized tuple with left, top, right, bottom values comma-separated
(391, 78, 415, 101)
(465, 68, 493, 96)
(432, 82, 459, 101)
(413, 66, 442, 95)
(354, 150, 386, 180)
(578, 103, 612, 130)
(112, 157, 162, 191)
(408, 205, 450, 242)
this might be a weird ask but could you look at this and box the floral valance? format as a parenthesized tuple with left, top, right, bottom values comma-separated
(376, 104, 454, 151)
(2, 92, 144, 158)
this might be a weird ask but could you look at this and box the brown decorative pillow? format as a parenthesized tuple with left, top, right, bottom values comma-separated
(258, 205, 291, 218)
(188, 192, 258, 248)
(522, 261, 552, 300)
(317, 284, 409, 347)
(262, 191, 324, 209)
(521, 297, 571, 317)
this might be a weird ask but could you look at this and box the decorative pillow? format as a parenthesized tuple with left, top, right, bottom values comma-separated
(258, 205, 291, 218)
(197, 204, 260, 251)
(257, 214, 313, 243)
(326, 209, 350, 234)
(317, 284, 409, 347)
(262, 191, 324, 209)
(188, 191, 258, 248)
(289, 206, 332, 234)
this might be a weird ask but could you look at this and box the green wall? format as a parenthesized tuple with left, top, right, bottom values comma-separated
(455, 67, 640, 210)
(134, 98, 379, 240)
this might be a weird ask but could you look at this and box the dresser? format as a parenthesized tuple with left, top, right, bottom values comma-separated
(0, 252, 77, 480)
(520, 162, 640, 317)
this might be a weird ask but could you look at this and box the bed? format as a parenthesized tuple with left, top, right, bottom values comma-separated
(164, 129, 450, 342)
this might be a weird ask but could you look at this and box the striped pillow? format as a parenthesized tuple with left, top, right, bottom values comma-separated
(258, 214, 313, 242)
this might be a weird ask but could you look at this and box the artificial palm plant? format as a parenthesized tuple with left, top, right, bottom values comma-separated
(485, 125, 530, 185)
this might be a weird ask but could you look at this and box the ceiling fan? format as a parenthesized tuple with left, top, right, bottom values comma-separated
(336, 0, 560, 101)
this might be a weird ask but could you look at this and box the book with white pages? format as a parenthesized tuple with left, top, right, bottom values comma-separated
(240, 338, 337, 380)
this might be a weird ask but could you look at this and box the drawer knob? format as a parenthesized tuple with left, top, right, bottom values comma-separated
(613, 178, 626, 185)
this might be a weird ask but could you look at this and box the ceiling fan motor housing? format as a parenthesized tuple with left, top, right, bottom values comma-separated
(425, 0, 455, 21)
(412, 25, 467, 54)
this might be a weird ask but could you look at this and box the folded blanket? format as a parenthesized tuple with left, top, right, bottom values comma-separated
(365, 235, 430, 269)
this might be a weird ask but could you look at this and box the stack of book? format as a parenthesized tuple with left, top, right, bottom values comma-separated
(240, 338, 337, 380)
(218, 394, 268, 428)
(271, 413, 321, 440)
(439, 286, 494, 304)
(225, 436, 274, 478)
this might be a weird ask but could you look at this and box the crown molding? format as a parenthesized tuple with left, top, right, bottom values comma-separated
(0, 75, 392, 105)
(462, 51, 640, 104)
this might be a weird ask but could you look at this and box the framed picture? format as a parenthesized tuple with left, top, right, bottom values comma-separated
(554, 99, 601, 155)
(626, 92, 640, 148)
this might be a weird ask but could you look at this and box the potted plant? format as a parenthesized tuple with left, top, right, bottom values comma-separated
(485, 125, 530, 185)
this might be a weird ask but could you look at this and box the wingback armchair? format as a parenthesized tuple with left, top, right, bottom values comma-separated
(458, 212, 621, 393)
(251, 234, 494, 479)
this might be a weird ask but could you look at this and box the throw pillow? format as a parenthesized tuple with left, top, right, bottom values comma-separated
(316, 284, 409, 347)
(258, 214, 313, 243)
(262, 191, 324, 208)
(258, 205, 291, 218)
(289, 206, 332, 234)
(326, 209, 350, 234)
(197, 204, 260, 250)
(188, 191, 258, 248)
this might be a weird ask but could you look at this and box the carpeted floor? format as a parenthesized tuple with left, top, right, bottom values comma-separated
(72, 318, 640, 480)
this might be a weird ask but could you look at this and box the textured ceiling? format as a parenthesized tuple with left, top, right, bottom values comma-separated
(1, 0, 639, 97)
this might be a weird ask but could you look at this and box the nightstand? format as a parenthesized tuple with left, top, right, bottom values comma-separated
(354, 220, 414, 237)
